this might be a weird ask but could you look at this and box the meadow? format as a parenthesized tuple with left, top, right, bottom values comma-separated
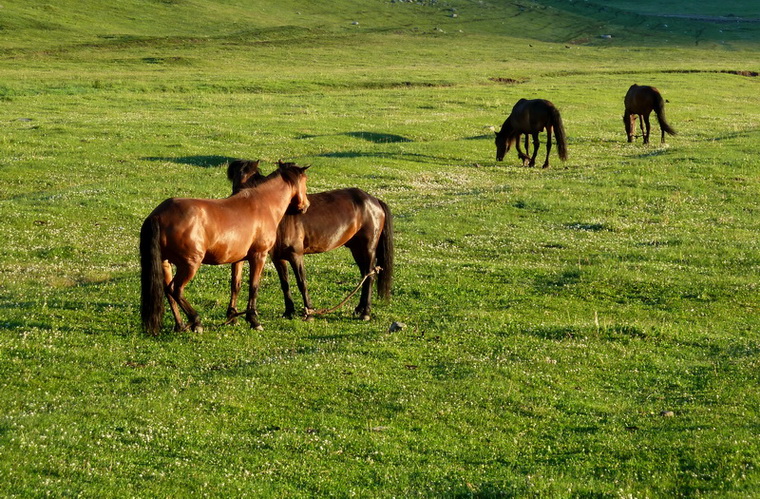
(1, 0, 759, 496)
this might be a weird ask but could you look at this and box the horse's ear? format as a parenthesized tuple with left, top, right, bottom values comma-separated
(301, 165, 311, 172)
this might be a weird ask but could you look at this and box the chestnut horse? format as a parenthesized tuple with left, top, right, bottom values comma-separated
(495, 98, 567, 168)
(226, 159, 393, 321)
(140, 161, 310, 334)
(623, 84, 676, 144)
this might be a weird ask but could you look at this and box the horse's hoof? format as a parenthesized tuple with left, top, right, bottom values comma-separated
(303, 314, 315, 322)
(194, 325, 204, 334)
(252, 324, 264, 331)
(282, 312, 295, 319)
(360, 314, 371, 322)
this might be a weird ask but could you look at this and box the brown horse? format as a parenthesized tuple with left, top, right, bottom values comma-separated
(623, 84, 676, 144)
(495, 98, 568, 168)
(226, 159, 393, 321)
(140, 161, 310, 334)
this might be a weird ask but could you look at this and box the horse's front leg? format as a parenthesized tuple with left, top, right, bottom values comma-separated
(274, 257, 297, 319)
(528, 132, 540, 167)
(290, 254, 314, 318)
(639, 114, 648, 144)
(542, 128, 553, 169)
(246, 252, 268, 330)
(226, 261, 244, 324)
(515, 134, 530, 165)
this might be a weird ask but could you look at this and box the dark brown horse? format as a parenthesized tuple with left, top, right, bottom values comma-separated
(623, 84, 676, 144)
(140, 161, 310, 334)
(495, 98, 568, 168)
(226, 159, 393, 321)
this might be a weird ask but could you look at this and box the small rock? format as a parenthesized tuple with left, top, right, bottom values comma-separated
(389, 321, 406, 332)
(600, 34, 612, 39)
(352, 21, 359, 25)
(660, 410, 675, 417)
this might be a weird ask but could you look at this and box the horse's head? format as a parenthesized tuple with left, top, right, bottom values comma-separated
(227, 159, 265, 194)
(494, 131, 508, 161)
(277, 160, 310, 214)
(494, 122, 515, 161)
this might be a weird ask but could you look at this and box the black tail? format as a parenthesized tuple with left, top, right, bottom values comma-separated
(551, 106, 568, 160)
(140, 216, 164, 335)
(376, 200, 394, 300)
(654, 94, 676, 136)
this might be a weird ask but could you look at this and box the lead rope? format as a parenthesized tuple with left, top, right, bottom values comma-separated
(221, 266, 382, 325)
(307, 266, 382, 318)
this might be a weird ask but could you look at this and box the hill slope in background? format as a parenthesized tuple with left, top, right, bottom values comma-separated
(1, 0, 758, 52)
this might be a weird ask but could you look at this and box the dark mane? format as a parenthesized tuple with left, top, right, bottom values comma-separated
(275, 161, 307, 187)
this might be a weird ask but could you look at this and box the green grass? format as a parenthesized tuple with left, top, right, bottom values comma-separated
(1, 0, 759, 496)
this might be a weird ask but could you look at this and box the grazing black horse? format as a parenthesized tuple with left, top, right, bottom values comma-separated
(226, 160, 394, 321)
(623, 84, 676, 144)
(495, 98, 568, 168)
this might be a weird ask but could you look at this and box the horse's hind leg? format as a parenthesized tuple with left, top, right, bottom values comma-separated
(528, 132, 540, 167)
(169, 262, 202, 333)
(542, 128, 553, 169)
(226, 261, 244, 324)
(348, 241, 376, 321)
(162, 261, 185, 332)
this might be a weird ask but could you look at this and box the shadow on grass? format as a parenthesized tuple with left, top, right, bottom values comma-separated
(297, 131, 412, 143)
(316, 150, 455, 166)
(142, 155, 237, 168)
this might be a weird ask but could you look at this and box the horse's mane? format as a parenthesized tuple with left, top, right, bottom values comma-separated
(275, 162, 307, 187)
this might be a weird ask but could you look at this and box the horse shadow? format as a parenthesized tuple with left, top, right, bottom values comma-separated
(297, 131, 412, 144)
(142, 155, 237, 168)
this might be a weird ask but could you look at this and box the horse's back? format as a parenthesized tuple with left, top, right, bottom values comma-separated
(286, 188, 384, 254)
(509, 98, 556, 131)
(151, 196, 273, 265)
(625, 84, 660, 112)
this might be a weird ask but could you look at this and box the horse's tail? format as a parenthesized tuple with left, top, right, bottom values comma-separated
(140, 216, 165, 335)
(551, 105, 568, 161)
(375, 200, 394, 301)
(653, 93, 677, 136)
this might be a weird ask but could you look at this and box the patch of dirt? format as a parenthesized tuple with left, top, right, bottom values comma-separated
(489, 77, 527, 84)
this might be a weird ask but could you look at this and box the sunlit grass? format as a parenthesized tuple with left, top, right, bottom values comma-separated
(0, 0, 759, 496)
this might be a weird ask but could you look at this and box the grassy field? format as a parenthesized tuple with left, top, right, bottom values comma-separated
(1, 0, 759, 496)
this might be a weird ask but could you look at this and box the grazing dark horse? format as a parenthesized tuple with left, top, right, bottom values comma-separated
(623, 84, 676, 144)
(495, 98, 568, 168)
(140, 161, 310, 334)
(226, 159, 393, 321)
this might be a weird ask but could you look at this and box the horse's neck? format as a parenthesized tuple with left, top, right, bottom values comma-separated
(253, 175, 294, 216)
